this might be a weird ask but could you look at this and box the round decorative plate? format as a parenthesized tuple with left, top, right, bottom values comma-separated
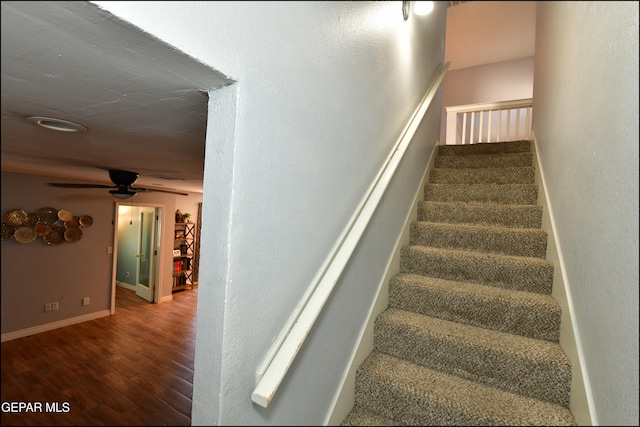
(34, 223, 50, 237)
(37, 207, 59, 225)
(64, 216, 80, 228)
(1, 223, 15, 240)
(64, 227, 82, 243)
(4, 209, 28, 226)
(14, 227, 36, 244)
(43, 226, 65, 245)
(79, 215, 93, 227)
(25, 212, 40, 227)
(58, 209, 73, 222)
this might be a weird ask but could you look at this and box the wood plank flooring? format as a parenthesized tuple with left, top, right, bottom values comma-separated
(1, 286, 197, 426)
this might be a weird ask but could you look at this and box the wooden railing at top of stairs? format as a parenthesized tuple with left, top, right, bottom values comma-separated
(445, 98, 533, 145)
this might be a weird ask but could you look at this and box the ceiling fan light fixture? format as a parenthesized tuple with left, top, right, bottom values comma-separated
(109, 189, 137, 200)
(26, 116, 87, 133)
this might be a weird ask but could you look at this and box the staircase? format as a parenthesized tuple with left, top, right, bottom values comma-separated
(341, 140, 576, 426)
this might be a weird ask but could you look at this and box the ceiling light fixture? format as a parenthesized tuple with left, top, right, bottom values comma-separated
(109, 189, 137, 200)
(26, 116, 87, 133)
(414, 1, 434, 16)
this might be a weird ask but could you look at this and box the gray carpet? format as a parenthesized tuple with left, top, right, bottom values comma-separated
(341, 140, 576, 426)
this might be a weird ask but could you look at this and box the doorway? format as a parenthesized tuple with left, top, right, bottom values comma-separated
(113, 203, 164, 307)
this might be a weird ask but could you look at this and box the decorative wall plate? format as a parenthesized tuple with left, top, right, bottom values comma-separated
(34, 223, 50, 237)
(4, 209, 28, 226)
(64, 227, 82, 242)
(1, 223, 15, 240)
(58, 209, 73, 222)
(14, 227, 36, 244)
(43, 226, 64, 245)
(25, 213, 39, 227)
(64, 216, 80, 228)
(37, 207, 59, 225)
(79, 215, 93, 227)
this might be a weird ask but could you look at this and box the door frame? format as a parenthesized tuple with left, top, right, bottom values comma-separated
(111, 201, 166, 314)
(134, 206, 158, 302)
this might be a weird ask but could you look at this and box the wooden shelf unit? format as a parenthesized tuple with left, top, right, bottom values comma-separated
(173, 222, 196, 292)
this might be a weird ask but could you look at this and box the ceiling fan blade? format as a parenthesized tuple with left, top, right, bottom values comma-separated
(132, 187, 189, 196)
(48, 183, 116, 189)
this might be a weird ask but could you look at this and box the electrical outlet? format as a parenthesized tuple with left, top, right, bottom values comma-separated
(82, 297, 90, 306)
(44, 303, 52, 312)
(52, 302, 59, 311)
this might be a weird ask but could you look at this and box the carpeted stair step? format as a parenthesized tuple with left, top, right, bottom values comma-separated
(341, 408, 398, 426)
(410, 222, 548, 258)
(418, 201, 543, 228)
(374, 308, 571, 406)
(388, 273, 561, 342)
(425, 183, 538, 205)
(435, 151, 533, 169)
(352, 351, 575, 426)
(399, 245, 554, 294)
(438, 140, 532, 156)
(429, 166, 535, 184)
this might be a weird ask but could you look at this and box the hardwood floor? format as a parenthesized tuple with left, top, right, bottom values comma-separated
(1, 286, 197, 426)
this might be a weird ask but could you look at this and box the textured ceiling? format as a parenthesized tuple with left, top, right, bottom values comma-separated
(1, 1, 232, 195)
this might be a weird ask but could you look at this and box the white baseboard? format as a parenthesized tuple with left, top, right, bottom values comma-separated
(326, 141, 439, 425)
(531, 133, 595, 426)
(1, 310, 111, 342)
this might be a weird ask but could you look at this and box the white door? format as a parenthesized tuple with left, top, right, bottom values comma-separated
(135, 207, 158, 302)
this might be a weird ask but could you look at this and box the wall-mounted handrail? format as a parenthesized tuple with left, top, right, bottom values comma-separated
(251, 62, 450, 408)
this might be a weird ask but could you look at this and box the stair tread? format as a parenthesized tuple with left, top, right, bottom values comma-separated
(341, 408, 398, 426)
(438, 140, 532, 156)
(400, 245, 554, 294)
(389, 272, 561, 341)
(418, 200, 543, 228)
(355, 351, 575, 426)
(411, 221, 547, 258)
(429, 166, 535, 184)
(402, 244, 554, 267)
(425, 183, 538, 205)
(435, 151, 533, 169)
(413, 220, 544, 233)
(377, 307, 568, 364)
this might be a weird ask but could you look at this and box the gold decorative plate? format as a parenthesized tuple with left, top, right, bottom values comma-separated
(58, 209, 73, 222)
(14, 227, 36, 244)
(64, 227, 82, 243)
(79, 215, 93, 227)
(4, 209, 28, 226)
(25, 213, 39, 227)
(34, 223, 50, 237)
(37, 207, 59, 225)
(43, 226, 65, 245)
(1, 223, 15, 240)
(64, 216, 80, 228)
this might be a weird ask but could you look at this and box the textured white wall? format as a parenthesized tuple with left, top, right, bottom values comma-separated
(533, 2, 639, 426)
(93, 1, 447, 425)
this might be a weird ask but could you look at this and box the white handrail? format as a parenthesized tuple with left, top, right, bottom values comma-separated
(251, 62, 450, 408)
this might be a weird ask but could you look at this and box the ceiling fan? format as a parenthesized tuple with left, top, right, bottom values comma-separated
(48, 169, 188, 199)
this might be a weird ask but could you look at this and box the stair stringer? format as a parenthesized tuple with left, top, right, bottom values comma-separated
(325, 142, 440, 426)
(530, 133, 595, 426)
